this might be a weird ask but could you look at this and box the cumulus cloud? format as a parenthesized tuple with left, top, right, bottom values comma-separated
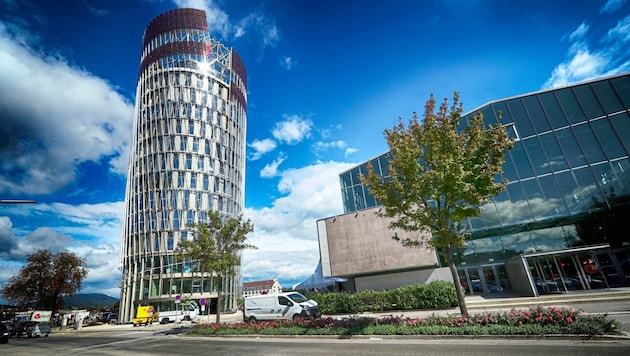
(272, 115, 313, 144)
(260, 155, 286, 178)
(248, 138, 277, 160)
(0, 201, 124, 298)
(543, 15, 630, 89)
(0, 21, 133, 196)
(242, 161, 357, 285)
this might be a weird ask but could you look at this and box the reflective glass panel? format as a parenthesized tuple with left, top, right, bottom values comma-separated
(523, 95, 551, 133)
(572, 167, 606, 210)
(523, 137, 551, 175)
(555, 127, 587, 167)
(365, 190, 377, 208)
(573, 84, 604, 118)
(521, 178, 543, 211)
(609, 112, 630, 153)
(501, 231, 536, 255)
(353, 185, 366, 210)
(554, 170, 581, 214)
(350, 167, 361, 186)
(377, 154, 390, 177)
(539, 92, 569, 129)
(592, 80, 624, 113)
(538, 132, 569, 171)
(591, 162, 622, 201)
(340, 172, 352, 189)
(342, 187, 353, 213)
(480, 107, 496, 128)
(492, 101, 513, 124)
(611, 75, 630, 108)
(591, 118, 626, 160)
(610, 157, 630, 196)
(572, 123, 606, 163)
(556, 88, 586, 124)
(502, 151, 519, 182)
(503, 182, 534, 225)
(508, 99, 535, 137)
(510, 141, 534, 178)
(530, 226, 569, 252)
(470, 200, 501, 231)
(537, 174, 569, 218)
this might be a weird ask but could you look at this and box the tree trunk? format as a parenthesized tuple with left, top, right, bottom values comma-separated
(215, 278, 222, 324)
(444, 245, 469, 317)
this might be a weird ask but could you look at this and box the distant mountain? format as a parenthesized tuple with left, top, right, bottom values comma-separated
(62, 293, 119, 310)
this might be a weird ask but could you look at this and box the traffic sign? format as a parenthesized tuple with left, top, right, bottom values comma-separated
(199, 298, 207, 306)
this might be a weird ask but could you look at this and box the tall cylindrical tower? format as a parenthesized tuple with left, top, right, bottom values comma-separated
(119, 8, 247, 323)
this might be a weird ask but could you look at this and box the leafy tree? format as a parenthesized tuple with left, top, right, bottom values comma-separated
(176, 211, 256, 323)
(1, 249, 88, 311)
(361, 93, 513, 317)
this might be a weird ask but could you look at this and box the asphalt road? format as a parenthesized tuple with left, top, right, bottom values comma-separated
(2, 332, 630, 356)
(2, 299, 629, 355)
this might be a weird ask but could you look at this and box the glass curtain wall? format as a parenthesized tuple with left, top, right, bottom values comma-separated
(340, 73, 630, 294)
(120, 9, 247, 322)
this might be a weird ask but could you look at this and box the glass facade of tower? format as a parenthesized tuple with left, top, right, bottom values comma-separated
(119, 8, 247, 322)
(339, 73, 630, 296)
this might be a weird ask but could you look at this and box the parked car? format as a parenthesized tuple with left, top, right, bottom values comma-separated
(13, 321, 51, 338)
(0, 323, 9, 343)
(106, 313, 118, 325)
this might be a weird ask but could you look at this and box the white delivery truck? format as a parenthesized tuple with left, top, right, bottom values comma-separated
(243, 292, 321, 323)
(158, 301, 200, 324)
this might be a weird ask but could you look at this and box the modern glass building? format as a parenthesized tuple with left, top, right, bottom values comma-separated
(119, 8, 248, 322)
(336, 73, 630, 296)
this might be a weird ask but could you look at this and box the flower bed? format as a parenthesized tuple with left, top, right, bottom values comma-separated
(188, 306, 619, 336)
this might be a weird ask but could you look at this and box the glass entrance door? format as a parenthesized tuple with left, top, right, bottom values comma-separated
(458, 265, 507, 295)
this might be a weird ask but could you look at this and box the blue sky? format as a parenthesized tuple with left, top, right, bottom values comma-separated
(0, 0, 629, 300)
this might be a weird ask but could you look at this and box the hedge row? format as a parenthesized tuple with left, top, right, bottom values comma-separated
(302, 281, 458, 314)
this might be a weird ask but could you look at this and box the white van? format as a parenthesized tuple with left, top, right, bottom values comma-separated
(243, 292, 321, 323)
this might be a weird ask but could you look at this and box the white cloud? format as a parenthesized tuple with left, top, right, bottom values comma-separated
(172, 0, 281, 51)
(312, 140, 359, 158)
(272, 115, 313, 144)
(279, 56, 297, 70)
(172, 0, 232, 39)
(248, 138, 277, 160)
(600, 0, 626, 14)
(605, 14, 630, 44)
(543, 17, 630, 89)
(568, 23, 589, 41)
(242, 161, 356, 286)
(0, 201, 124, 298)
(344, 147, 359, 157)
(260, 155, 286, 178)
(0, 23, 133, 196)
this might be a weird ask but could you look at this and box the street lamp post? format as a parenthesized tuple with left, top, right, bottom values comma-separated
(0, 200, 36, 204)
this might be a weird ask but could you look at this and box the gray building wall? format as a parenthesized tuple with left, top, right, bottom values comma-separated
(317, 206, 443, 291)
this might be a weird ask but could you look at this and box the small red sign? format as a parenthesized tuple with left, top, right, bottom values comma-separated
(584, 262, 598, 275)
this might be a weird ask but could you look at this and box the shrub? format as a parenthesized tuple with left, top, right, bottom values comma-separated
(304, 281, 458, 314)
(188, 306, 619, 337)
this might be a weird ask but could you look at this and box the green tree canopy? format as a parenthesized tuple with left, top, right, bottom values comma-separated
(1, 249, 88, 311)
(176, 211, 256, 323)
(361, 93, 513, 316)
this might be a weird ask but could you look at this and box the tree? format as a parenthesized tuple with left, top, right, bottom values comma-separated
(176, 211, 256, 323)
(1, 249, 88, 311)
(361, 93, 513, 317)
